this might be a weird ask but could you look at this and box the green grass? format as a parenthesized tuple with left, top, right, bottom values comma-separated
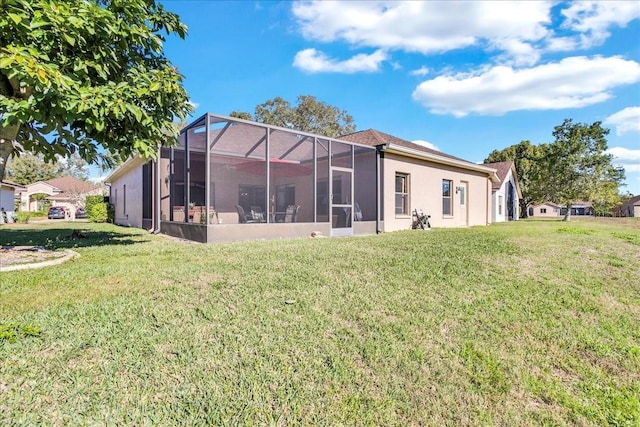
(1, 218, 639, 426)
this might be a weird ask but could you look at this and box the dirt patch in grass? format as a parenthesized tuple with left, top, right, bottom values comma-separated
(0, 246, 68, 267)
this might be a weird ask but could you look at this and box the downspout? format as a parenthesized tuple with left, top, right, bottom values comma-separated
(486, 177, 490, 225)
(376, 145, 383, 234)
(153, 147, 161, 234)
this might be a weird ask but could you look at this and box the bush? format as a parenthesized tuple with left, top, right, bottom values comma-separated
(89, 203, 108, 223)
(85, 195, 104, 218)
(15, 212, 31, 224)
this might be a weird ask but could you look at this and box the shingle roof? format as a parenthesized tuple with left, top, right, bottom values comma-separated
(339, 129, 477, 165)
(45, 176, 98, 194)
(620, 194, 640, 207)
(483, 161, 514, 190)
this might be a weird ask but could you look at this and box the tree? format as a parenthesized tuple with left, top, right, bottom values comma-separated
(60, 152, 90, 181)
(229, 111, 253, 121)
(541, 119, 625, 221)
(231, 95, 356, 137)
(0, 0, 193, 182)
(485, 140, 546, 218)
(5, 152, 63, 185)
(6, 151, 89, 184)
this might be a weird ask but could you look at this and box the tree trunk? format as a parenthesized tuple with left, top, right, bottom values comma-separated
(0, 123, 20, 182)
(563, 204, 572, 221)
(520, 200, 529, 218)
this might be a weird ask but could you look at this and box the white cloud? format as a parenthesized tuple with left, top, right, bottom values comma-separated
(89, 174, 107, 184)
(412, 139, 439, 151)
(560, 1, 640, 49)
(410, 66, 430, 77)
(291, 1, 640, 72)
(412, 56, 640, 117)
(604, 107, 640, 135)
(292, 1, 552, 66)
(293, 48, 387, 73)
(606, 147, 640, 172)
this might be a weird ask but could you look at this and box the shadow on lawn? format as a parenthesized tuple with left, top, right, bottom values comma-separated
(0, 227, 146, 250)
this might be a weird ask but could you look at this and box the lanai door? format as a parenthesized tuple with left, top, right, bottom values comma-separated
(331, 168, 353, 236)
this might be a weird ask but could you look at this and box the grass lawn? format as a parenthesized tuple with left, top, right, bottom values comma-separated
(1, 218, 639, 425)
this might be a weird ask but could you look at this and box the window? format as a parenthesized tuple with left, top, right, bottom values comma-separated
(275, 184, 295, 212)
(498, 195, 503, 215)
(442, 179, 452, 215)
(395, 173, 409, 215)
(541, 208, 547, 214)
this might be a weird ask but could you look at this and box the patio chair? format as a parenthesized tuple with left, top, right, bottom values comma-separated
(412, 209, 431, 230)
(236, 205, 259, 223)
(354, 202, 363, 221)
(284, 205, 299, 223)
(249, 205, 266, 222)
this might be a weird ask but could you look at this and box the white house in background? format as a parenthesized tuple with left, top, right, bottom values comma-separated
(18, 176, 103, 218)
(0, 180, 24, 223)
(482, 161, 522, 222)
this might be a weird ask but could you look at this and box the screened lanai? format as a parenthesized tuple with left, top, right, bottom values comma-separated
(158, 113, 379, 243)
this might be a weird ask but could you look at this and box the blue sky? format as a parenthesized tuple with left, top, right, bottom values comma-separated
(152, 0, 640, 194)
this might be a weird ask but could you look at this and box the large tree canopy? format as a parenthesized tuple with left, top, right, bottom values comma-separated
(0, 0, 193, 181)
(5, 152, 90, 185)
(541, 119, 624, 220)
(487, 119, 625, 220)
(230, 95, 356, 138)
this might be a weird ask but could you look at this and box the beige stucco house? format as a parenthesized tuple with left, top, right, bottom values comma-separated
(528, 202, 562, 217)
(106, 113, 499, 242)
(18, 176, 103, 218)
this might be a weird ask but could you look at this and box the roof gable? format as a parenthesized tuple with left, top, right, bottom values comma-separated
(44, 176, 98, 194)
(483, 161, 512, 181)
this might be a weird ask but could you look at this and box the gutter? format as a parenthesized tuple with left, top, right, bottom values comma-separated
(381, 143, 500, 183)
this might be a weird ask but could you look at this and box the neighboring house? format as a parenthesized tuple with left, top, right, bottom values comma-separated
(18, 176, 103, 218)
(0, 180, 24, 223)
(529, 201, 595, 218)
(482, 161, 522, 222)
(613, 195, 640, 217)
(561, 201, 593, 216)
(528, 202, 562, 217)
(106, 113, 498, 243)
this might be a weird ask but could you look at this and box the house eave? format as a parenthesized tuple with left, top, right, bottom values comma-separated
(381, 143, 500, 183)
(105, 156, 148, 184)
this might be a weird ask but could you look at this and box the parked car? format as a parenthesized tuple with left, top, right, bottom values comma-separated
(75, 207, 87, 219)
(48, 206, 66, 219)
